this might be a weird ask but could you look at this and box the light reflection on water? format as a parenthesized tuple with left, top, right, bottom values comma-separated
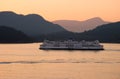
(0, 43, 120, 79)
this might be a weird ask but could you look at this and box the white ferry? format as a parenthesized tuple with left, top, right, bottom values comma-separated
(40, 40, 104, 50)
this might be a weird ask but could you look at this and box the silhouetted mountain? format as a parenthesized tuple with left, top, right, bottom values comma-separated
(0, 26, 32, 43)
(0, 11, 119, 43)
(53, 17, 110, 32)
(77, 22, 120, 43)
(0, 11, 66, 37)
(41, 22, 120, 43)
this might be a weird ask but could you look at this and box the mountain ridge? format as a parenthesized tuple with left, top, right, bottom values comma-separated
(0, 11, 119, 43)
(53, 17, 110, 32)
(40, 22, 120, 43)
(0, 11, 66, 37)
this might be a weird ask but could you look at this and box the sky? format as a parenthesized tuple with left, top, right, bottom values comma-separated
(0, 0, 120, 22)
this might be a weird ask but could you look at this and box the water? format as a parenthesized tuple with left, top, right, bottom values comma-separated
(0, 43, 120, 79)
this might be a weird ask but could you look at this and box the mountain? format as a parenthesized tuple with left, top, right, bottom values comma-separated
(77, 22, 120, 43)
(0, 11, 66, 37)
(53, 17, 110, 32)
(0, 11, 119, 43)
(0, 26, 32, 43)
(42, 22, 120, 43)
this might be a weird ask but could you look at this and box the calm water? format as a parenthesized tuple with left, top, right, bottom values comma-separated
(0, 43, 120, 79)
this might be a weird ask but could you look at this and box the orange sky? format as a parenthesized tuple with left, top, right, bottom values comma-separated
(0, 0, 120, 22)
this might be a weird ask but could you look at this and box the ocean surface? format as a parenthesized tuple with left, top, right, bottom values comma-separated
(0, 43, 120, 79)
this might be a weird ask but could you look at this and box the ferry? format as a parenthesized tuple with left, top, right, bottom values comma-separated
(40, 40, 104, 50)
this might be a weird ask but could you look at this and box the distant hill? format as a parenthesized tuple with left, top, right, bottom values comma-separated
(0, 11, 66, 37)
(77, 22, 120, 43)
(53, 17, 110, 32)
(41, 22, 120, 43)
(0, 26, 32, 43)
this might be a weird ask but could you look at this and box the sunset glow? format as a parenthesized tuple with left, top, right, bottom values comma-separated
(0, 0, 120, 22)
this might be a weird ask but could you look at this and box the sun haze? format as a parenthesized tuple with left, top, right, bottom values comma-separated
(0, 0, 120, 22)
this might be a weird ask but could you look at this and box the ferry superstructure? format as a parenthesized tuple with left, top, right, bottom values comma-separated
(40, 40, 104, 50)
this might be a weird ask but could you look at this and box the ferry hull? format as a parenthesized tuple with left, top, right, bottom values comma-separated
(39, 47, 104, 50)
